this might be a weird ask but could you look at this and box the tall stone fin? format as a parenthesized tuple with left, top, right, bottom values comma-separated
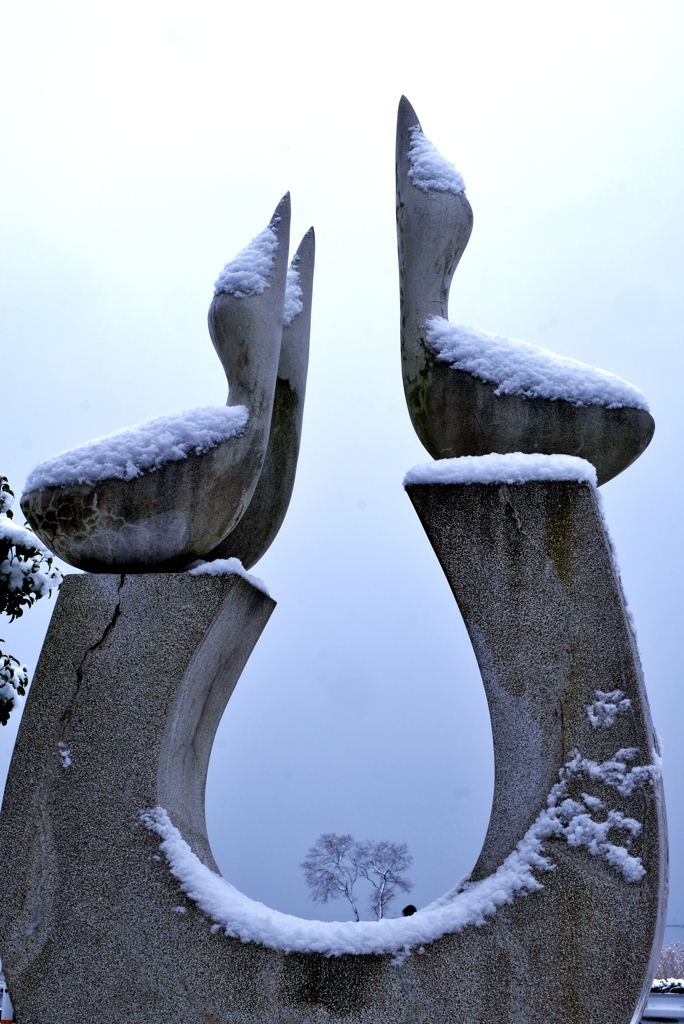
(208, 226, 315, 568)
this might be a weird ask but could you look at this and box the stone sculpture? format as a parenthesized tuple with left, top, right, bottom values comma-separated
(396, 96, 654, 484)
(0, 102, 667, 1024)
(20, 194, 314, 573)
(208, 226, 315, 568)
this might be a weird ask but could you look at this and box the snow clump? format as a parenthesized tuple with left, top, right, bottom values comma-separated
(403, 453, 597, 488)
(587, 689, 632, 729)
(24, 406, 249, 491)
(214, 225, 279, 298)
(425, 318, 649, 410)
(0, 516, 54, 557)
(283, 258, 304, 327)
(407, 126, 465, 194)
(188, 557, 269, 597)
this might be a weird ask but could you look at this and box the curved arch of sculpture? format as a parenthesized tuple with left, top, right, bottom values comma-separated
(0, 471, 666, 1023)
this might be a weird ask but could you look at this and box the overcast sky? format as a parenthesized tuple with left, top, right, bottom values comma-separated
(1, 0, 683, 934)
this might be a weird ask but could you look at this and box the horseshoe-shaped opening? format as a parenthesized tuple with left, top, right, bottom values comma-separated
(149, 472, 663, 960)
(202, 540, 494, 929)
(0, 478, 665, 1022)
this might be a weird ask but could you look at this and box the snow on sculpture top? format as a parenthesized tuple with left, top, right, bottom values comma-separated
(206, 228, 315, 570)
(21, 195, 315, 573)
(407, 125, 466, 194)
(425, 319, 649, 411)
(395, 96, 655, 486)
(403, 452, 598, 488)
(25, 406, 249, 491)
(188, 556, 270, 596)
(214, 224, 279, 298)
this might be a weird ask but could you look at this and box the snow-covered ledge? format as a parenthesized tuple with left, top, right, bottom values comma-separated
(187, 557, 270, 597)
(403, 452, 598, 488)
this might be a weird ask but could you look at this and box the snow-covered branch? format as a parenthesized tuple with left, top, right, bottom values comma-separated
(0, 475, 62, 724)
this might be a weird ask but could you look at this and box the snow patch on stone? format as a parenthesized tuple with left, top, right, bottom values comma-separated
(24, 406, 249, 491)
(58, 742, 72, 768)
(587, 689, 632, 729)
(141, 743, 656, 956)
(426, 318, 649, 410)
(283, 258, 304, 327)
(403, 453, 597, 488)
(188, 557, 270, 597)
(214, 225, 279, 298)
(407, 126, 465, 194)
(565, 746, 658, 799)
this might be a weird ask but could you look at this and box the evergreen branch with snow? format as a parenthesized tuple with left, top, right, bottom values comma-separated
(0, 475, 62, 724)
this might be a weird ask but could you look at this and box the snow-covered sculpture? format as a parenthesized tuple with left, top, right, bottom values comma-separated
(396, 96, 654, 484)
(20, 195, 314, 572)
(0, 104, 667, 1024)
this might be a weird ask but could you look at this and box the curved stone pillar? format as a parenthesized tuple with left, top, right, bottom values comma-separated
(0, 572, 277, 1020)
(0, 479, 667, 1023)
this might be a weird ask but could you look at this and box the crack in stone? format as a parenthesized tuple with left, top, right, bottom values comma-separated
(59, 575, 125, 740)
(501, 485, 525, 535)
(559, 694, 568, 763)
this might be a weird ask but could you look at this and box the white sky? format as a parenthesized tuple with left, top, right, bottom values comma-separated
(1, 0, 683, 932)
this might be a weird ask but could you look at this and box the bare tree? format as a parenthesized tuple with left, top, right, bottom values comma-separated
(301, 834, 413, 921)
(656, 942, 684, 979)
(300, 833, 362, 922)
(356, 840, 413, 920)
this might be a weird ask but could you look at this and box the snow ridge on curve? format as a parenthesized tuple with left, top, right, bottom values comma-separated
(141, 737, 656, 956)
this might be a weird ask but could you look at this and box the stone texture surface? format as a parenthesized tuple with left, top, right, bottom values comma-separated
(21, 196, 291, 572)
(396, 96, 655, 484)
(209, 227, 314, 568)
(0, 481, 667, 1023)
